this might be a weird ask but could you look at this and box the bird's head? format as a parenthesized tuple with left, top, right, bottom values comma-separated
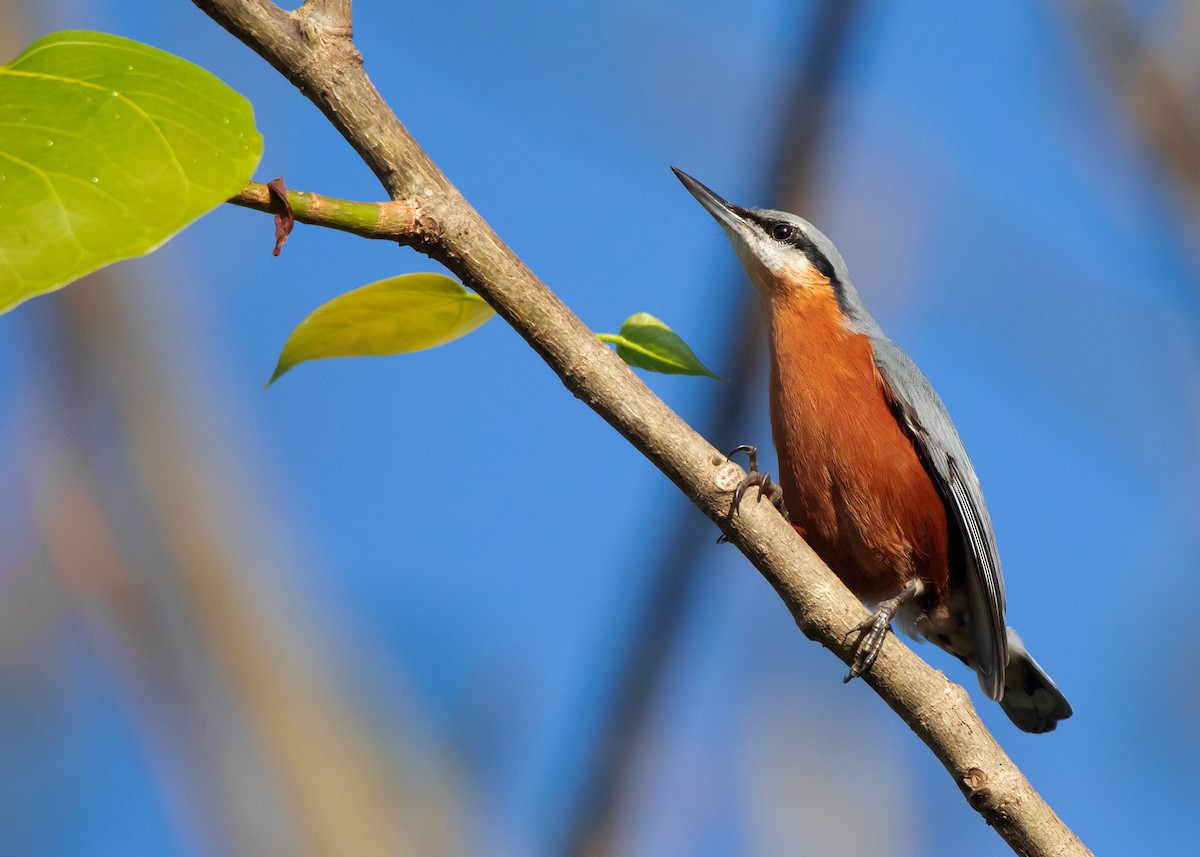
(673, 167, 851, 314)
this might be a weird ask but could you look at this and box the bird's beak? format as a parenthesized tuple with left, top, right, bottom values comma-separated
(672, 167, 754, 239)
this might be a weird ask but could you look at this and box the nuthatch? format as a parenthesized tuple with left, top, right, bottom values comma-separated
(674, 168, 1071, 733)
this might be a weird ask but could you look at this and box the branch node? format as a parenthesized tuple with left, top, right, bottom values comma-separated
(712, 460, 745, 494)
(298, 0, 353, 34)
(294, 2, 354, 47)
(963, 767, 989, 793)
(378, 199, 417, 242)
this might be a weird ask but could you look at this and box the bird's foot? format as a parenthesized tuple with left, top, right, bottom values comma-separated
(717, 445, 787, 543)
(725, 445, 788, 517)
(844, 580, 921, 683)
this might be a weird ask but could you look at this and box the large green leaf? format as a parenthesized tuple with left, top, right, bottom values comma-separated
(0, 31, 262, 314)
(599, 312, 721, 379)
(269, 273, 495, 384)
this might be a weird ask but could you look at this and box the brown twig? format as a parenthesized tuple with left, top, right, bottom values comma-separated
(193, 1, 1091, 854)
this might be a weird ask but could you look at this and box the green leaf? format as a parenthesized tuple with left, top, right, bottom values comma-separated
(269, 273, 495, 384)
(0, 31, 263, 314)
(599, 312, 721, 379)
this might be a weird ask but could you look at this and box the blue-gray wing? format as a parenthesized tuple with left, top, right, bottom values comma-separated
(870, 336, 1008, 700)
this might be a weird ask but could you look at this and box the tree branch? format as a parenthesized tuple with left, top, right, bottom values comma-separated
(193, 1, 1091, 854)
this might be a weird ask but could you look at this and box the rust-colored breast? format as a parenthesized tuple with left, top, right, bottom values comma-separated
(767, 286, 949, 605)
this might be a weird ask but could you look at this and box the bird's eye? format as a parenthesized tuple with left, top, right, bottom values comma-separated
(770, 222, 796, 242)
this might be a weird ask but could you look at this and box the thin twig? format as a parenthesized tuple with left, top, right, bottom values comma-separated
(195, 1, 1091, 854)
(228, 181, 415, 242)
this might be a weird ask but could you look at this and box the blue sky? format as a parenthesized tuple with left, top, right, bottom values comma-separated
(2, 2, 1198, 855)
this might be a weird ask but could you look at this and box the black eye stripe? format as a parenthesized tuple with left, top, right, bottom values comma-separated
(805, 246, 836, 281)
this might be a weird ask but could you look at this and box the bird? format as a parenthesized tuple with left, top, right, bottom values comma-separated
(673, 167, 1071, 733)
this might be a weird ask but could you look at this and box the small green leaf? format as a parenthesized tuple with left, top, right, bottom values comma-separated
(599, 312, 721, 379)
(0, 31, 263, 314)
(269, 273, 494, 384)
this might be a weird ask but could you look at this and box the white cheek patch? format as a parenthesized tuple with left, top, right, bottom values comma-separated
(729, 233, 823, 297)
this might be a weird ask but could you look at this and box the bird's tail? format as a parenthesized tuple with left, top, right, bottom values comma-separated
(999, 629, 1073, 733)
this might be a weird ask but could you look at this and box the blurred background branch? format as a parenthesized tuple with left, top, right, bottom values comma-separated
(1, 3, 460, 855)
(1063, 0, 1200, 251)
(555, 3, 869, 855)
(39, 273, 457, 857)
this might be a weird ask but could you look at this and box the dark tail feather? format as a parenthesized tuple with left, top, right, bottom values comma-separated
(999, 629, 1073, 733)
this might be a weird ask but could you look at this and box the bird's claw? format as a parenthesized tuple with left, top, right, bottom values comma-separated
(725, 445, 787, 517)
(843, 581, 921, 683)
(844, 611, 894, 682)
(717, 445, 788, 543)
